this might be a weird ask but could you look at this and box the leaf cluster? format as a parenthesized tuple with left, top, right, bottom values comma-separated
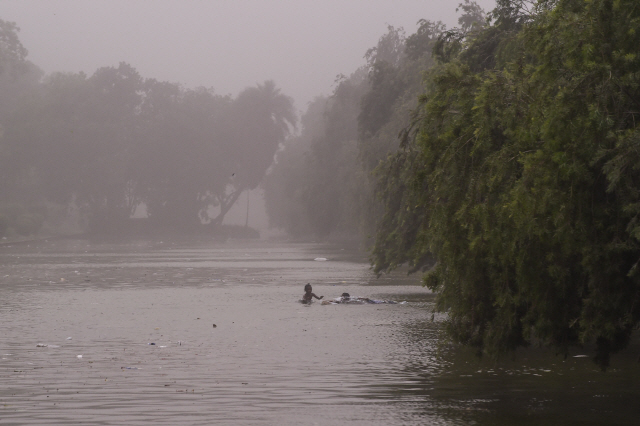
(372, 0, 640, 368)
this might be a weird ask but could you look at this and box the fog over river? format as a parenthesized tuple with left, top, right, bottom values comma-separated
(1, 239, 638, 425)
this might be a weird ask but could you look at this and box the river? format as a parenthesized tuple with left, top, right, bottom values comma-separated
(0, 238, 638, 425)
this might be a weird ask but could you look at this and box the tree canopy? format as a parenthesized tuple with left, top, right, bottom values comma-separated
(0, 19, 295, 235)
(371, 0, 640, 368)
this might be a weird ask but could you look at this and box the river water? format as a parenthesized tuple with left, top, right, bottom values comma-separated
(0, 238, 638, 425)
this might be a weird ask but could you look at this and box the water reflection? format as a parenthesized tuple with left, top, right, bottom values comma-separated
(387, 315, 640, 426)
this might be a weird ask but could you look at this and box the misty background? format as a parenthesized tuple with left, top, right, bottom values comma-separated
(2, 0, 496, 110)
(0, 0, 495, 238)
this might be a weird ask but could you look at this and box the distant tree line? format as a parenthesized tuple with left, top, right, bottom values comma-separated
(263, 18, 447, 239)
(0, 19, 294, 237)
(264, 0, 640, 367)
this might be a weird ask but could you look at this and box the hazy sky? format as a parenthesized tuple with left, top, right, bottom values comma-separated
(2, 0, 496, 112)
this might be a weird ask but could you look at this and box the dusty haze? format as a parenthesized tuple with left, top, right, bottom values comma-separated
(1, 0, 496, 111)
(0, 0, 496, 233)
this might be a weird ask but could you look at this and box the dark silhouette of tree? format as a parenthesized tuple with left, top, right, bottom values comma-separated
(206, 80, 295, 226)
(0, 19, 43, 204)
(134, 81, 232, 229)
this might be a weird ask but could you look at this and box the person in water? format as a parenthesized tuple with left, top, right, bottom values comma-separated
(302, 283, 323, 303)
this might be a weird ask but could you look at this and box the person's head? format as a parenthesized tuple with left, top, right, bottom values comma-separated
(304, 283, 312, 293)
(341, 292, 350, 300)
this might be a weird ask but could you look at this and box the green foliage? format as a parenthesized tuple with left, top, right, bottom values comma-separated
(358, 60, 406, 140)
(405, 20, 446, 61)
(372, 0, 640, 368)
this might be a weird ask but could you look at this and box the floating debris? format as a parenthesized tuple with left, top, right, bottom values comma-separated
(35, 343, 48, 348)
(321, 295, 405, 305)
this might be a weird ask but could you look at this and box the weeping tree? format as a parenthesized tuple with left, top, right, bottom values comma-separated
(372, 0, 640, 368)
